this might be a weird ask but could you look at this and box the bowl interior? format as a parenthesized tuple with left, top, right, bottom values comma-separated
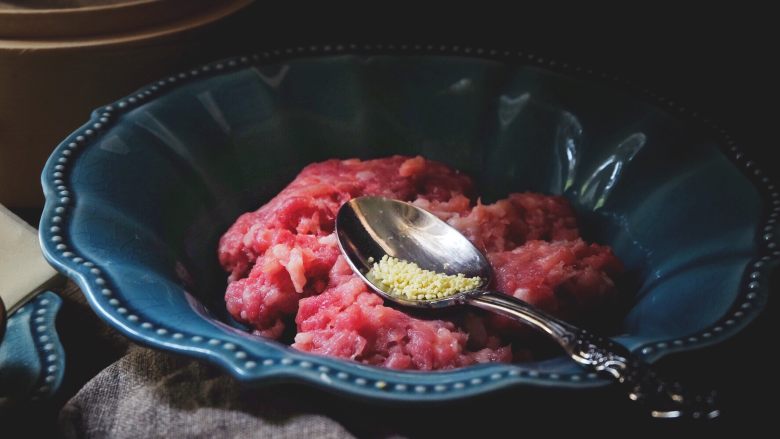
(56, 55, 762, 377)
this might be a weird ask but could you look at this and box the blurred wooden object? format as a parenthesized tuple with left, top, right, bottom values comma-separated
(0, 0, 252, 208)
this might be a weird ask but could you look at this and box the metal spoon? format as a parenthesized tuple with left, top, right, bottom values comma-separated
(336, 196, 719, 420)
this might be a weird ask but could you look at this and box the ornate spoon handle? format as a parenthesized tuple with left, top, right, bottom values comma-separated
(467, 291, 720, 419)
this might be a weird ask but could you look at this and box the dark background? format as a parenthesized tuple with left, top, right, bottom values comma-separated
(4, 6, 778, 436)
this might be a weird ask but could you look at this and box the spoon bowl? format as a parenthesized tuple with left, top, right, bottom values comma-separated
(336, 196, 491, 309)
(336, 196, 719, 420)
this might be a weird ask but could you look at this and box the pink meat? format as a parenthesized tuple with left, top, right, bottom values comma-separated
(487, 239, 623, 334)
(293, 258, 511, 370)
(219, 156, 472, 340)
(219, 156, 472, 281)
(415, 193, 578, 253)
(218, 155, 624, 370)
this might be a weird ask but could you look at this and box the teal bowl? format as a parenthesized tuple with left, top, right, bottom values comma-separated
(40, 47, 778, 402)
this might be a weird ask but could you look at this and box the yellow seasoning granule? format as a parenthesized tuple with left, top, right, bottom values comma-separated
(366, 255, 482, 301)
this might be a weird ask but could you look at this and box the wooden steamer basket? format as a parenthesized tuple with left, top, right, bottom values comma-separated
(0, 0, 252, 207)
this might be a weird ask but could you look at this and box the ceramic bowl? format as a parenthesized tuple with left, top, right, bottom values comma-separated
(40, 47, 778, 401)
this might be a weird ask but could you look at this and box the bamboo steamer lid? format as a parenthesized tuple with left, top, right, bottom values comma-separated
(0, 0, 252, 208)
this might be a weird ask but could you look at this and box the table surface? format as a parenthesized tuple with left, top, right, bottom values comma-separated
(1, 7, 777, 436)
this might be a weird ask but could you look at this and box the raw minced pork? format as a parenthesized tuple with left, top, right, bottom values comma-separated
(219, 156, 623, 370)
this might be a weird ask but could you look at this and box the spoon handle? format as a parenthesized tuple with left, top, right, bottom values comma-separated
(467, 291, 719, 420)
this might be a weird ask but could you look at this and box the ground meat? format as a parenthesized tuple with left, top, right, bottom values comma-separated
(486, 239, 623, 335)
(219, 157, 472, 282)
(219, 155, 623, 370)
(293, 258, 512, 370)
(416, 193, 579, 253)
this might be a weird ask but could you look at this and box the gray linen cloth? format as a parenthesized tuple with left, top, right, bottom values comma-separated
(59, 346, 357, 438)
